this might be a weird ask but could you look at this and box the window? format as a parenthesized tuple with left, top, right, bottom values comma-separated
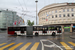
(63, 9, 65, 12)
(67, 9, 69, 12)
(46, 12, 47, 14)
(67, 14, 70, 17)
(52, 11, 54, 13)
(3, 23, 6, 25)
(52, 16, 54, 18)
(4, 26, 6, 28)
(55, 10, 57, 13)
(71, 8, 73, 11)
(63, 14, 65, 17)
(72, 14, 74, 17)
(59, 9, 61, 12)
(59, 14, 61, 17)
(55, 15, 57, 18)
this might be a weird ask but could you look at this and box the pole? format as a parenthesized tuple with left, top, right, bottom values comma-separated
(35, 0, 38, 25)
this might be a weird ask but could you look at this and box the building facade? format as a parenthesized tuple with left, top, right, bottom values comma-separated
(38, 3, 75, 32)
(0, 9, 25, 30)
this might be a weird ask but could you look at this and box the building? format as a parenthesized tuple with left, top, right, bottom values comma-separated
(0, 9, 25, 30)
(38, 3, 75, 32)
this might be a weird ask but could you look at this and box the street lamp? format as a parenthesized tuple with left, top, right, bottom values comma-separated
(35, 0, 38, 25)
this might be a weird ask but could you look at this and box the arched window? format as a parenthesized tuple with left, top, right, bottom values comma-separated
(67, 14, 70, 17)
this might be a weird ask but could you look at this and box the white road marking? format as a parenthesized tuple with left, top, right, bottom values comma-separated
(40, 39, 63, 50)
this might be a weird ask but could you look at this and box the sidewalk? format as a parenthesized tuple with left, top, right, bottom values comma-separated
(69, 32, 75, 39)
(0, 30, 7, 33)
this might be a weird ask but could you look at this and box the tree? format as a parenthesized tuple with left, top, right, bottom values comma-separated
(27, 20, 34, 26)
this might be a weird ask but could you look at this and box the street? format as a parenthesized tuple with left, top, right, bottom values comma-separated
(0, 32, 75, 50)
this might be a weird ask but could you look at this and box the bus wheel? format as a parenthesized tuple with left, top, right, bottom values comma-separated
(35, 33, 38, 36)
(52, 32, 56, 36)
(14, 33, 17, 36)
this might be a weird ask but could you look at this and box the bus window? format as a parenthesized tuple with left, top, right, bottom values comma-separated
(42, 27, 48, 31)
(13, 27, 17, 31)
(57, 27, 61, 33)
(45, 27, 47, 30)
(37, 27, 39, 31)
(20, 27, 26, 31)
(43, 28, 44, 30)
(40, 27, 43, 30)
(57, 28, 59, 30)
(8, 27, 13, 31)
(17, 27, 20, 30)
(48, 27, 57, 30)
(33, 26, 42, 31)
(39, 27, 42, 31)
(33, 27, 37, 31)
(48, 27, 51, 30)
(57, 27, 61, 30)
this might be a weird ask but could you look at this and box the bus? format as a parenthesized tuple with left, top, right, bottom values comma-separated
(7, 25, 62, 36)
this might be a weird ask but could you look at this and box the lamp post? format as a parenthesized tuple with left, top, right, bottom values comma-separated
(35, 0, 38, 25)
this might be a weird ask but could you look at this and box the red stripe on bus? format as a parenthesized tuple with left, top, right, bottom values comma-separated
(8, 31, 15, 35)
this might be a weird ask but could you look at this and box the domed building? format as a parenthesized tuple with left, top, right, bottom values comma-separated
(38, 3, 75, 32)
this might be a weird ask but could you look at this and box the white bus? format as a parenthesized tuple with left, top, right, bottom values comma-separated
(8, 25, 62, 36)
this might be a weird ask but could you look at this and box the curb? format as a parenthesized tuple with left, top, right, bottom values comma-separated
(70, 36, 75, 39)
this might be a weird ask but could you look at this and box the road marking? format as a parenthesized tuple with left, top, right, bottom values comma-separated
(60, 42, 72, 50)
(68, 42, 75, 46)
(0, 43, 7, 46)
(9, 42, 23, 50)
(30, 42, 39, 50)
(40, 39, 63, 50)
(20, 42, 31, 50)
(0, 43, 15, 50)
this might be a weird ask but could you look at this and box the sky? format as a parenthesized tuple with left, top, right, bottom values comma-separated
(0, 0, 74, 25)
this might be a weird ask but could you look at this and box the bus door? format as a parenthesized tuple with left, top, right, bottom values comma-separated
(42, 27, 48, 34)
(26, 26, 33, 36)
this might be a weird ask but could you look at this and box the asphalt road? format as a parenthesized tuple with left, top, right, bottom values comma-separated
(0, 32, 75, 50)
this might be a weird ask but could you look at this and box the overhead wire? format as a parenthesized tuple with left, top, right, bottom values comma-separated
(22, 0, 35, 13)
(18, 0, 25, 11)
(18, 12, 35, 18)
(17, 0, 26, 24)
(17, 0, 36, 24)
(17, 0, 37, 25)
(22, 0, 27, 11)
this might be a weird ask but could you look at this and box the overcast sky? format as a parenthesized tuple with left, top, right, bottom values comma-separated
(0, 0, 74, 25)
